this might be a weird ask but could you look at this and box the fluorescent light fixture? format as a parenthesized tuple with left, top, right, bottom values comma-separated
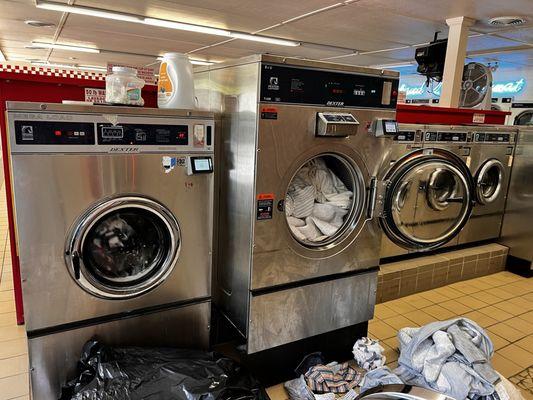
(230, 32, 300, 46)
(36, 1, 300, 47)
(32, 41, 100, 53)
(190, 59, 215, 66)
(156, 56, 214, 66)
(144, 17, 231, 37)
(371, 62, 416, 69)
(36, 1, 142, 23)
(0, 49, 6, 62)
(30, 61, 76, 69)
(78, 65, 107, 72)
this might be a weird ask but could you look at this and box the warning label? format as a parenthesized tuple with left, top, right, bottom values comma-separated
(261, 107, 278, 120)
(257, 193, 274, 220)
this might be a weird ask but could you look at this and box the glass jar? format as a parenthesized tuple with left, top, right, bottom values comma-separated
(105, 66, 145, 106)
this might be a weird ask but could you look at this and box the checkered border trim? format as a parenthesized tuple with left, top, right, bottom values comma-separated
(0, 64, 105, 81)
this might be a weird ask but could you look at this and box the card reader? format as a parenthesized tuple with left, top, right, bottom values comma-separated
(187, 156, 213, 175)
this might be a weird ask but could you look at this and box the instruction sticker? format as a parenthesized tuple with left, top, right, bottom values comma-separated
(257, 193, 275, 220)
(261, 107, 278, 120)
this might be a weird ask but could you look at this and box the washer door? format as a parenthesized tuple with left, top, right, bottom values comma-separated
(284, 152, 367, 251)
(381, 149, 474, 250)
(476, 159, 504, 204)
(65, 195, 181, 299)
(514, 110, 533, 126)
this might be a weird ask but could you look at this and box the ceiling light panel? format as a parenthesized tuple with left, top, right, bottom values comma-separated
(36, 1, 143, 23)
(31, 41, 100, 53)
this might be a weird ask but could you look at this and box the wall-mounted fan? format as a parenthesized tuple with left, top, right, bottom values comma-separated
(459, 62, 493, 110)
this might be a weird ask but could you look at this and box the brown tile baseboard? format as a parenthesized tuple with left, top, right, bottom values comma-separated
(377, 244, 508, 304)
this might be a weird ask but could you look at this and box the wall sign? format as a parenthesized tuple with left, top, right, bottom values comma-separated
(399, 78, 526, 99)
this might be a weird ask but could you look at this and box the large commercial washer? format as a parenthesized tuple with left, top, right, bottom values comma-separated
(458, 126, 516, 245)
(500, 127, 533, 274)
(379, 125, 475, 259)
(6, 102, 214, 400)
(195, 55, 398, 374)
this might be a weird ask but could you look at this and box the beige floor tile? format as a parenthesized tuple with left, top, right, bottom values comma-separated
(520, 311, 533, 324)
(515, 335, 533, 352)
(0, 313, 16, 328)
(469, 280, 494, 291)
(374, 304, 397, 320)
(0, 301, 15, 314)
(401, 294, 433, 309)
(490, 287, 517, 300)
(382, 336, 399, 351)
(455, 296, 488, 310)
(403, 310, 437, 327)
(507, 316, 533, 336)
(494, 301, 529, 316)
(478, 305, 513, 323)
(0, 338, 27, 360)
(382, 344, 399, 363)
(491, 353, 524, 378)
(489, 322, 527, 343)
(440, 299, 472, 316)
(0, 373, 29, 400)
(382, 299, 417, 314)
(508, 297, 533, 312)
(500, 284, 531, 297)
(368, 320, 397, 340)
(383, 315, 417, 330)
(462, 310, 498, 328)
(433, 286, 464, 299)
(418, 291, 450, 304)
(0, 326, 26, 342)
(487, 331, 510, 350)
(450, 282, 481, 295)
(422, 304, 457, 320)
(385, 360, 398, 370)
(470, 291, 505, 305)
(266, 384, 289, 400)
(498, 344, 533, 369)
(0, 355, 28, 379)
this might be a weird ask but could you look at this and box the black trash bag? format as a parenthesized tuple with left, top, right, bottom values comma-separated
(60, 340, 267, 400)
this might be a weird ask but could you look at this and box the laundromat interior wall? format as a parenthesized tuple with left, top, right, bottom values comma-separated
(399, 65, 533, 102)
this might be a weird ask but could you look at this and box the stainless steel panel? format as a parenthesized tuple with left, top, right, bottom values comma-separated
(500, 128, 533, 266)
(252, 105, 393, 289)
(29, 301, 210, 400)
(248, 271, 376, 354)
(12, 153, 213, 331)
(195, 61, 260, 336)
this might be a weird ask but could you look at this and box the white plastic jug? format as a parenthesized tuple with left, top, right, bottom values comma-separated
(157, 53, 195, 109)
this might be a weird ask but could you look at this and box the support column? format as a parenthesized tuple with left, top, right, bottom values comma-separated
(439, 16, 476, 108)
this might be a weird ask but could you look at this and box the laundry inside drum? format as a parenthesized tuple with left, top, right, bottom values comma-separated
(285, 154, 357, 246)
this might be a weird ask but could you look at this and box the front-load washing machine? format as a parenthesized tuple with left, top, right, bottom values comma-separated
(509, 102, 533, 126)
(457, 126, 517, 245)
(379, 125, 475, 259)
(195, 55, 398, 377)
(379, 124, 424, 259)
(6, 102, 214, 400)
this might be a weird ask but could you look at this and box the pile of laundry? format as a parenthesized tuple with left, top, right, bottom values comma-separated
(284, 337, 393, 400)
(285, 158, 353, 243)
(284, 319, 525, 400)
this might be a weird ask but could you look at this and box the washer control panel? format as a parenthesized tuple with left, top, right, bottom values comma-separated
(425, 131, 468, 142)
(474, 133, 511, 143)
(97, 123, 190, 146)
(14, 121, 95, 145)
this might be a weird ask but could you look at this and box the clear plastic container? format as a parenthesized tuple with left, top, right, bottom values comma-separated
(105, 66, 145, 106)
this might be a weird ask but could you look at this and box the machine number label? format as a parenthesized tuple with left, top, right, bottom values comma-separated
(257, 193, 274, 220)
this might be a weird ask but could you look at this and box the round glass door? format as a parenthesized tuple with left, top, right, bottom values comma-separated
(476, 159, 504, 204)
(381, 150, 473, 250)
(284, 153, 366, 248)
(514, 110, 533, 126)
(65, 196, 181, 299)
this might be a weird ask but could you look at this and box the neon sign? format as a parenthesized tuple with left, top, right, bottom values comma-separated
(399, 78, 526, 98)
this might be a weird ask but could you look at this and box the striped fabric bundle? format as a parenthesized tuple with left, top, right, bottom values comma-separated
(304, 362, 362, 394)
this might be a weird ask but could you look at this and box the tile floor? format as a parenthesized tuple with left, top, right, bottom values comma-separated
(0, 177, 531, 399)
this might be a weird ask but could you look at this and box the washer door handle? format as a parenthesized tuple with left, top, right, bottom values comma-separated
(72, 251, 81, 280)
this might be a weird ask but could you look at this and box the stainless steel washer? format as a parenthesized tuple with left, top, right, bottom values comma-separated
(458, 126, 517, 245)
(379, 125, 474, 259)
(195, 55, 399, 357)
(6, 102, 215, 400)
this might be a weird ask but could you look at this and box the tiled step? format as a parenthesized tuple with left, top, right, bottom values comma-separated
(377, 243, 508, 303)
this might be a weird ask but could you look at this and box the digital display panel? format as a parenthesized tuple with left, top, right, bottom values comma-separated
(194, 158, 211, 171)
(384, 120, 398, 133)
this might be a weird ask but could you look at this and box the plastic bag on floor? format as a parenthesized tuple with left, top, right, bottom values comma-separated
(60, 340, 266, 400)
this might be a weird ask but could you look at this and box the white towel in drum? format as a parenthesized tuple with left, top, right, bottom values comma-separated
(285, 158, 353, 243)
